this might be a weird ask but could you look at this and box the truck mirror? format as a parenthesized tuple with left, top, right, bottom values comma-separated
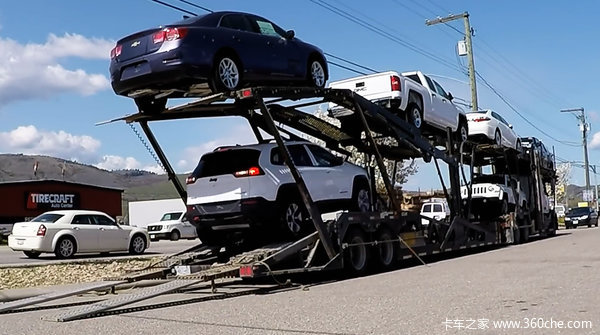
(286, 30, 295, 39)
(447, 92, 454, 101)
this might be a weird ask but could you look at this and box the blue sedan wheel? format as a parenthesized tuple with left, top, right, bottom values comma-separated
(216, 56, 241, 91)
(310, 60, 326, 87)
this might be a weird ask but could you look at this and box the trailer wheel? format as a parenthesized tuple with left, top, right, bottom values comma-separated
(375, 227, 396, 269)
(406, 104, 423, 129)
(519, 226, 530, 243)
(344, 227, 370, 274)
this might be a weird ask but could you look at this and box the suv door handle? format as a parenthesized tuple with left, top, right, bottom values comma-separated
(73, 227, 80, 231)
(99, 227, 105, 231)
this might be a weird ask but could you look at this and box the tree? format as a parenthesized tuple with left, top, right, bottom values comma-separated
(555, 163, 572, 204)
(311, 109, 418, 195)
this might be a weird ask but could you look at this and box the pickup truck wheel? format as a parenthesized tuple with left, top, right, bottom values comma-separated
(407, 104, 423, 129)
(170, 230, 180, 241)
(308, 58, 326, 88)
(494, 129, 502, 146)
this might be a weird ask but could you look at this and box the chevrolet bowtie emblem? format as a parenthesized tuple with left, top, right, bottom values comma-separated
(131, 41, 141, 47)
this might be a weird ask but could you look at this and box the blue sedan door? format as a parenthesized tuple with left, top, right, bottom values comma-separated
(248, 15, 301, 80)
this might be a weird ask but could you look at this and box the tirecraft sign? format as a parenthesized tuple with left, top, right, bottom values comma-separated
(25, 192, 80, 210)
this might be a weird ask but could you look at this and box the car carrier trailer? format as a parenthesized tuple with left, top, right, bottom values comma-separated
(0, 86, 557, 320)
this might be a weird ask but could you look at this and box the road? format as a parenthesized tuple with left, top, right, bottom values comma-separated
(0, 239, 200, 266)
(1, 228, 599, 334)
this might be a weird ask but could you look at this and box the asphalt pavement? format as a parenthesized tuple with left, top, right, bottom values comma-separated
(0, 228, 598, 334)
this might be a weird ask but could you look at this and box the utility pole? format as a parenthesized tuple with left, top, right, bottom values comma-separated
(426, 12, 478, 111)
(561, 108, 590, 199)
(592, 165, 599, 211)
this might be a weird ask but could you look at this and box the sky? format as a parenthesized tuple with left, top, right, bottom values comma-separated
(0, 0, 599, 190)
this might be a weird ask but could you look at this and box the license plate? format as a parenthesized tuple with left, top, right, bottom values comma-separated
(17, 239, 24, 245)
(574, 220, 578, 225)
(150, 234, 156, 239)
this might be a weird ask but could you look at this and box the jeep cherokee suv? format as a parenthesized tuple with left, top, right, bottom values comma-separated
(186, 141, 370, 245)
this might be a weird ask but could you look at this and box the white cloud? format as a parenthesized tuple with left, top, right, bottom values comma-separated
(0, 125, 101, 159)
(95, 155, 141, 170)
(589, 132, 600, 149)
(94, 155, 165, 174)
(0, 33, 114, 107)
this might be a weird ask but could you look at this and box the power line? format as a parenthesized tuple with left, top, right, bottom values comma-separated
(175, 0, 212, 13)
(308, 0, 462, 73)
(475, 70, 580, 147)
(148, 0, 197, 16)
(324, 52, 378, 73)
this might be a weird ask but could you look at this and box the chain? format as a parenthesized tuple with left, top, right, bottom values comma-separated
(128, 123, 166, 173)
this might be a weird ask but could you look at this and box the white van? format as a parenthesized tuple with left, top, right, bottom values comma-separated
(420, 199, 450, 227)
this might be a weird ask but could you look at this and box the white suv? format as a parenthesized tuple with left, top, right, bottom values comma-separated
(147, 212, 198, 241)
(185, 141, 370, 245)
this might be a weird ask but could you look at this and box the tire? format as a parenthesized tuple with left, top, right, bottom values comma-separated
(211, 54, 242, 92)
(129, 234, 147, 255)
(280, 197, 309, 238)
(343, 227, 370, 274)
(500, 199, 509, 215)
(406, 103, 423, 129)
(134, 97, 167, 114)
(588, 222, 592, 228)
(54, 236, 76, 259)
(494, 129, 502, 146)
(512, 227, 521, 244)
(374, 227, 396, 269)
(23, 251, 41, 259)
(196, 227, 220, 246)
(170, 230, 181, 241)
(455, 120, 468, 144)
(520, 226, 530, 243)
(307, 58, 326, 88)
(352, 180, 371, 212)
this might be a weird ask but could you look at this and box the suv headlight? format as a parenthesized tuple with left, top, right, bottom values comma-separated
(487, 185, 496, 192)
(565, 217, 571, 221)
(581, 215, 589, 220)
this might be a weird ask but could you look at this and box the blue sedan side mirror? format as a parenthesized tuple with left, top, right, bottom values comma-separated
(286, 30, 295, 39)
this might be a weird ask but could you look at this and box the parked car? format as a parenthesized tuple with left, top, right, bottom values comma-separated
(555, 204, 567, 219)
(564, 207, 598, 228)
(8, 210, 149, 259)
(420, 198, 450, 227)
(466, 110, 520, 150)
(147, 211, 198, 241)
(186, 141, 370, 245)
(110, 11, 328, 113)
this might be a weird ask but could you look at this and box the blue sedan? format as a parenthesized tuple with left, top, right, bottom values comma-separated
(109, 11, 329, 113)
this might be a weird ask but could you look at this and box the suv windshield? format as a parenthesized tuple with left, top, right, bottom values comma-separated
(191, 149, 261, 178)
(161, 212, 183, 221)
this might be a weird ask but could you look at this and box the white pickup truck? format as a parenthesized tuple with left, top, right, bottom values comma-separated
(328, 70, 468, 143)
(461, 174, 526, 219)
